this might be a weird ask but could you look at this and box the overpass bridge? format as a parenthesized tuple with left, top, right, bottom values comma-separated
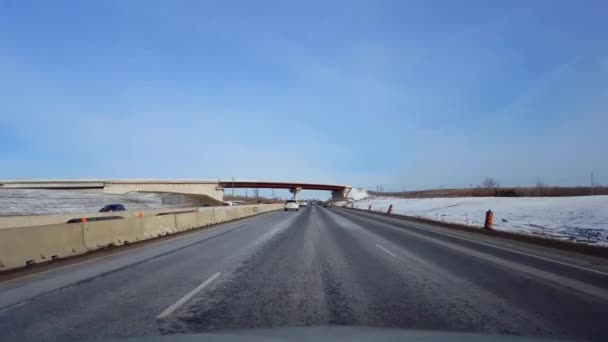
(0, 179, 352, 201)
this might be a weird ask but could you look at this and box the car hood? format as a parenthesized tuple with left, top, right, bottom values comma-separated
(103, 326, 568, 342)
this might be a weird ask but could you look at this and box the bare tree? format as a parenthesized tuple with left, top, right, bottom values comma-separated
(482, 177, 500, 189)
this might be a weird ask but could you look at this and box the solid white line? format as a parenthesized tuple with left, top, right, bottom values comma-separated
(376, 244, 397, 258)
(156, 272, 221, 319)
(411, 223, 608, 277)
(355, 210, 608, 277)
(350, 212, 608, 299)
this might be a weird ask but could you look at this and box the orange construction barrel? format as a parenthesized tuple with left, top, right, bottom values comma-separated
(484, 210, 493, 229)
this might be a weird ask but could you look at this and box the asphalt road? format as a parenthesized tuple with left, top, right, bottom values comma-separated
(1, 205, 607, 341)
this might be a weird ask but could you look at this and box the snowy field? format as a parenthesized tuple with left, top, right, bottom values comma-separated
(0, 189, 165, 216)
(351, 196, 608, 246)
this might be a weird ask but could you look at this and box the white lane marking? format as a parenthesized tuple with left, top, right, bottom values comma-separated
(376, 244, 397, 258)
(346, 213, 608, 300)
(399, 219, 608, 277)
(156, 272, 221, 319)
(434, 228, 608, 277)
(352, 209, 608, 277)
(421, 233, 608, 300)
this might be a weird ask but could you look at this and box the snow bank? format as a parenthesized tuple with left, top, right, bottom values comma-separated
(347, 188, 369, 200)
(331, 188, 369, 206)
(0, 189, 165, 216)
(353, 196, 608, 246)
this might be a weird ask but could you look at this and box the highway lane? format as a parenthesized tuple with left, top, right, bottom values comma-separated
(1, 205, 607, 341)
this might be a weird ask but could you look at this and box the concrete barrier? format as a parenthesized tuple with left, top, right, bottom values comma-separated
(0, 223, 86, 270)
(0, 207, 210, 230)
(141, 215, 176, 239)
(0, 212, 125, 230)
(213, 207, 228, 223)
(227, 207, 241, 221)
(175, 212, 198, 231)
(0, 204, 282, 272)
(197, 208, 214, 227)
(83, 218, 143, 250)
(242, 206, 254, 216)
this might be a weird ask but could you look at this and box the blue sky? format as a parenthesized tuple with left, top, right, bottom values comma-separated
(1, 0, 607, 196)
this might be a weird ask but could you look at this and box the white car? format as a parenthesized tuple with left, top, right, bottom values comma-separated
(299, 201, 308, 207)
(284, 200, 299, 211)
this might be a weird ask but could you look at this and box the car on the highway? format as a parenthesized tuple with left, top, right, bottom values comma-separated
(299, 201, 308, 207)
(323, 202, 332, 208)
(284, 200, 299, 211)
(98, 204, 126, 212)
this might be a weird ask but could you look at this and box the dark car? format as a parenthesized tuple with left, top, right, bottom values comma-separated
(99, 204, 126, 212)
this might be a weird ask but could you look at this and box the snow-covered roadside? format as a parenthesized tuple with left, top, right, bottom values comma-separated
(332, 188, 369, 207)
(351, 196, 608, 246)
(346, 187, 369, 200)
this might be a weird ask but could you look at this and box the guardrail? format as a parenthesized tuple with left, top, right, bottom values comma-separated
(0, 204, 282, 272)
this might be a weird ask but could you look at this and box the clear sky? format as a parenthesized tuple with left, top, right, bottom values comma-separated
(1, 0, 607, 194)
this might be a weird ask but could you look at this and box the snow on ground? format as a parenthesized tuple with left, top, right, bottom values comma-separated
(347, 188, 369, 201)
(352, 196, 608, 246)
(0, 189, 165, 216)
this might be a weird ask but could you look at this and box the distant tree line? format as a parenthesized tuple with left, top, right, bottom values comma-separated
(371, 177, 607, 198)
(472, 177, 606, 197)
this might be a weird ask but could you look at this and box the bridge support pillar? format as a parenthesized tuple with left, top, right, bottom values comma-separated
(289, 188, 301, 200)
(331, 188, 350, 199)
